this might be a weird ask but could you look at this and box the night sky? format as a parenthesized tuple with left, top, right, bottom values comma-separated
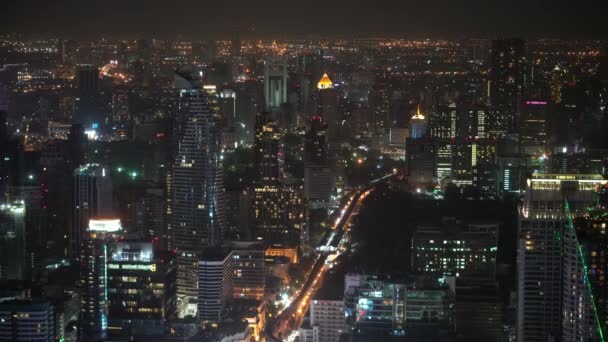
(2, 0, 607, 39)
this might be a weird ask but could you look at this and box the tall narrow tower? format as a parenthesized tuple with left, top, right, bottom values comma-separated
(171, 68, 225, 302)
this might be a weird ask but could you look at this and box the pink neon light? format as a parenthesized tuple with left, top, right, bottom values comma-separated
(526, 101, 548, 105)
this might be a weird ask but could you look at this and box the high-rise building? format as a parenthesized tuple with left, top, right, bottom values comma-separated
(253, 112, 283, 243)
(172, 69, 225, 301)
(316, 74, 340, 143)
(264, 58, 287, 111)
(489, 39, 526, 128)
(107, 240, 177, 336)
(198, 248, 234, 324)
(561, 186, 608, 341)
(409, 105, 427, 139)
(517, 174, 606, 342)
(412, 218, 499, 279)
(0, 300, 56, 342)
(76, 64, 103, 127)
(80, 218, 123, 340)
(231, 241, 266, 300)
(406, 105, 435, 185)
(309, 299, 346, 342)
(0, 201, 26, 281)
(72, 164, 113, 260)
(519, 100, 548, 155)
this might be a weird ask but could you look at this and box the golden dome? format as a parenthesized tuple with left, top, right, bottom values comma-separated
(317, 73, 333, 90)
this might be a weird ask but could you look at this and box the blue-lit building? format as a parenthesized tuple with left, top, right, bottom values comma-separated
(80, 219, 123, 341)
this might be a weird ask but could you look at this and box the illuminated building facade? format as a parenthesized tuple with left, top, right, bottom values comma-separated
(489, 39, 526, 122)
(562, 187, 608, 341)
(253, 112, 284, 243)
(409, 105, 427, 139)
(412, 218, 499, 279)
(80, 219, 123, 340)
(107, 241, 176, 336)
(0, 201, 26, 281)
(517, 174, 606, 342)
(519, 100, 548, 155)
(344, 274, 406, 333)
(198, 249, 234, 323)
(309, 299, 346, 342)
(0, 300, 56, 342)
(264, 57, 287, 111)
(171, 71, 225, 301)
(231, 241, 266, 300)
(72, 164, 113, 260)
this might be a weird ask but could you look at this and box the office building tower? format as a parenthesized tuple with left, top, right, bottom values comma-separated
(406, 105, 435, 185)
(80, 218, 123, 340)
(304, 167, 333, 204)
(429, 104, 456, 139)
(410, 105, 427, 139)
(198, 248, 234, 323)
(561, 187, 608, 341)
(316, 74, 340, 142)
(219, 89, 238, 148)
(520, 100, 548, 155)
(264, 58, 287, 111)
(133, 188, 165, 240)
(436, 143, 452, 180)
(304, 115, 333, 212)
(281, 180, 305, 244)
(309, 299, 346, 342)
(489, 39, 526, 127)
(172, 69, 225, 301)
(0, 201, 26, 280)
(406, 138, 435, 185)
(231, 241, 266, 300)
(253, 112, 283, 243)
(412, 217, 499, 279)
(344, 274, 406, 334)
(72, 164, 113, 260)
(0, 300, 56, 342)
(517, 174, 606, 342)
(305, 116, 328, 165)
(76, 64, 103, 127)
(107, 240, 177, 336)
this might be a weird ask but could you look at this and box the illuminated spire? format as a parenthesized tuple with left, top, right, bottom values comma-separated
(317, 73, 333, 90)
(412, 104, 425, 120)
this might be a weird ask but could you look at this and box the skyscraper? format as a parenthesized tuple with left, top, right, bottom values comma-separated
(489, 39, 526, 129)
(264, 58, 287, 111)
(409, 105, 427, 139)
(0, 200, 26, 280)
(406, 106, 435, 185)
(72, 164, 113, 260)
(80, 218, 123, 340)
(172, 69, 225, 302)
(517, 174, 606, 342)
(253, 112, 283, 243)
(107, 240, 177, 336)
(198, 248, 233, 324)
(561, 186, 608, 341)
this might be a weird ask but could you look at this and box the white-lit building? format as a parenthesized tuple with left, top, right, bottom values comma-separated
(517, 174, 606, 342)
(198, 249, 233, 323)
